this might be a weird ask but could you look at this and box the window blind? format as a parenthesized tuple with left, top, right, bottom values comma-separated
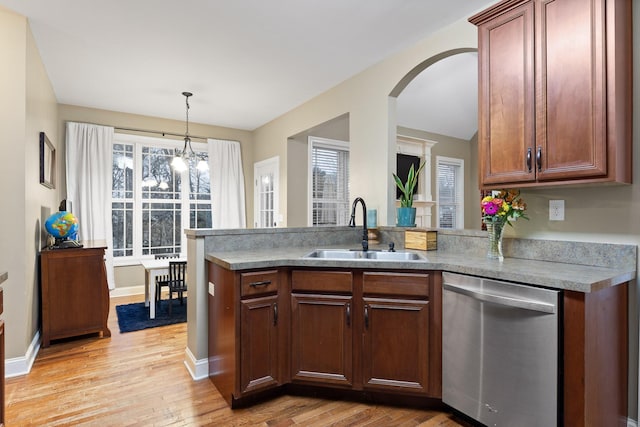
(311, 143, 350, 226)
(438, 161, 460, 228)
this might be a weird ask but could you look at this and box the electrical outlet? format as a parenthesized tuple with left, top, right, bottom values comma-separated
(549, 200, 565, 221)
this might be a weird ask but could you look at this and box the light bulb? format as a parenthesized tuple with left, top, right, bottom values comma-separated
(171, 156, 187, 172)
(142, 178, 158, 188)
(197, 159, 209, 171)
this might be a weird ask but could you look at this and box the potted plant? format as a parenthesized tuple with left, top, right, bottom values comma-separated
(392, 161, 425, 227)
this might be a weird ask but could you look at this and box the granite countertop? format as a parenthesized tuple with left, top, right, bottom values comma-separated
(206, 245, 635, 293)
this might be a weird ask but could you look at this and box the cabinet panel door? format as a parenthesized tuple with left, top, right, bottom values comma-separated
(42, 248, 109, 340)
(291, 294, 353, 387)
(478, 1, 535, 185)
(536, 0, 607, 181)
(240, 295, 279, 394)
(362, 297, 430, 395)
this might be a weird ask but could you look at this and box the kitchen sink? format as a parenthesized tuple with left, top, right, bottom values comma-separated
(303, 249, 426, 261)
(304, 249, 366, 259)
(365, 251, 425, 261)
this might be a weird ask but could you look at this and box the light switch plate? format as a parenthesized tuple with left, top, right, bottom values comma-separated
(208, 281, 215, 296)
(549, 200, 565, 221)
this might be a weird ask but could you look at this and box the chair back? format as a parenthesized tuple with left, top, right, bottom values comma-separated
(155, 253, 179, 260)
(168, 261, 187, 283)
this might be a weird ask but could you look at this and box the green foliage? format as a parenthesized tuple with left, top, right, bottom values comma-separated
(392, 162, 425, 208)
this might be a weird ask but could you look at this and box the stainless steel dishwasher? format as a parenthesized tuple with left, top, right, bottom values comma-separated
(442, 272, 560, 427)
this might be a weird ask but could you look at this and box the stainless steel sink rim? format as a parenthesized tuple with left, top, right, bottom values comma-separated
(303, 249, 426, 261)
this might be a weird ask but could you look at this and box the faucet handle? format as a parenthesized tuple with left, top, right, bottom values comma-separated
(388, 242, 395, 252)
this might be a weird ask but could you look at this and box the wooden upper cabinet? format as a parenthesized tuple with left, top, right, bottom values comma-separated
(477, 1, 535, 185)
(470, 0, 632, 189)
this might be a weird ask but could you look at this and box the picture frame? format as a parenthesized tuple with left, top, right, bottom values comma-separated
(39, 132, 55, 189)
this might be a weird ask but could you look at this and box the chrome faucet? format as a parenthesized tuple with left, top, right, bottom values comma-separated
(348, 197, 368, 251)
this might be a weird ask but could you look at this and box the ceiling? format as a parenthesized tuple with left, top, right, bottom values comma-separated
(1, 0, 496, 135)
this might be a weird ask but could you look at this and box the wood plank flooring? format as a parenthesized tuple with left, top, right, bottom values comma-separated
(5, 294, 466, 426)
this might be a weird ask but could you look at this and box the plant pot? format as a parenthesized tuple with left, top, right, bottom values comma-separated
(396, 207, 417, 227)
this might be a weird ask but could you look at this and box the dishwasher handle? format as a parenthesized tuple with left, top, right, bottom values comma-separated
(443, 282, 557, 314)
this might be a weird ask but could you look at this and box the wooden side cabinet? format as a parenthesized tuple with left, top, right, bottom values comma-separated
(39, 241, 111, 347)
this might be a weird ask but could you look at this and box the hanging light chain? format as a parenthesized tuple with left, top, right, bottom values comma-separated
(183, 91, 191, 141)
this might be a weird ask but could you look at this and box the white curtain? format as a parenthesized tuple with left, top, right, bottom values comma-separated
(66, 122, 115, 289)
(208, 139, 247, 228)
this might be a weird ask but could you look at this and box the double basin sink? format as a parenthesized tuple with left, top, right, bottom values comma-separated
(304, 249, 426, 262)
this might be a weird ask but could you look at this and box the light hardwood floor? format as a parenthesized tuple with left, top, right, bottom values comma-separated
(5, 294, 465, 426)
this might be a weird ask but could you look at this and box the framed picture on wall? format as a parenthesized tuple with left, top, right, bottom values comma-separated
(39, 132, 55, 189)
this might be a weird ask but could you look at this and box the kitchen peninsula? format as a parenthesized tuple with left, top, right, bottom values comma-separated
(185, 226, 636, 426)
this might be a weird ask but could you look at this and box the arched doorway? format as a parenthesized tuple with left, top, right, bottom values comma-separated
(389, 48, 480, 229)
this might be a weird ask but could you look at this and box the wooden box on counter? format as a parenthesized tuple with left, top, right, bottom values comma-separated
(404, 229, 437, 251)
(39, 241, 111, 347)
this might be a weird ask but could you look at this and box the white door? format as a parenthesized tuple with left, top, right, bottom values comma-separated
(254, 156, 279, 228)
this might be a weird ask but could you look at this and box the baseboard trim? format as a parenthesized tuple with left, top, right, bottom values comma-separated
(6, 330, 41, 378)
(184, 346, 208, 380)
(110, 285, 145, 297)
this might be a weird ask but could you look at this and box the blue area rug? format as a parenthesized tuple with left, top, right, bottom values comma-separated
(115, 298, 187, 333)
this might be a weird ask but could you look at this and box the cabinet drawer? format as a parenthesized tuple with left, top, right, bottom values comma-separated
(292, 270, 353, 293)
(363, 272, 430, 298)
(240, 270, 279, 297)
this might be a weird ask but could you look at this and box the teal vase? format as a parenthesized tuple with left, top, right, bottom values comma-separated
(396, 207, 417, 227)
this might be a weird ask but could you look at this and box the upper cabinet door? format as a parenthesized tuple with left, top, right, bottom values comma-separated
(470, 0, 632, 189)
(535, 0, 606, 181)
(477, 1, 535, 186)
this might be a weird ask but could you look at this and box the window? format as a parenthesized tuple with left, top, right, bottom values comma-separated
(308, 137, 350, 226)
(112, 134, 210, 263)
(436, 156, 464, 229)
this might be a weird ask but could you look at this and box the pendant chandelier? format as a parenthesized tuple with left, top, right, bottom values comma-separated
(171, 91, 209, 172)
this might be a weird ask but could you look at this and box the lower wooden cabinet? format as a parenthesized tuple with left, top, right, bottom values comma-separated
(361, 272, 439, 397)
(208, 263, 442, 406)
(362, 297, 430, 394)
(240, 294, 280, 394)
(291, 293, 354, 387)
(290, 269, 441, 398)
(208, 266, 287, 406)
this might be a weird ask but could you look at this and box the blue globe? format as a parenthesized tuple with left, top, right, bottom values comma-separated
(45, 211, 79, 240)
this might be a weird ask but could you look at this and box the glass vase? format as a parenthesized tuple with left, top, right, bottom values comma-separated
(486, 221, 505, 261)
